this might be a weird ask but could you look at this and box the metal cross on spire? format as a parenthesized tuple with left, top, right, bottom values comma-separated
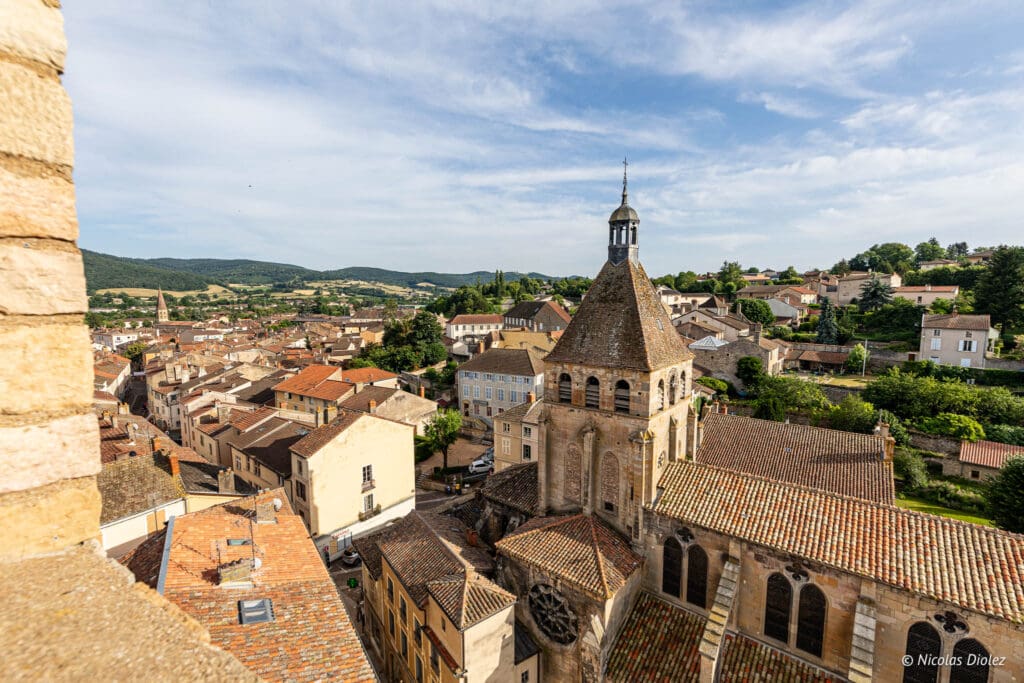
(622, 156, 629, 204)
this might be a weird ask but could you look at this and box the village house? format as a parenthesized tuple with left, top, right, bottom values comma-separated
(338, 385, 438, 433)
(735, 284, 818, 305)
(121, 491, 376, 681)
(457, 348, 544, 423)
(918, 312, 998, 368)
(503, 299, 572, 332)
(272, 364, 356, 426)
(492, 395, 543, 471)
(942, 439, 1024, 481)
(687, 325, 784, 387)
(92, 328, 140, 351)
(894, 284, 960, 307)
(820, 271, 903, 306)
(445, 313, 505, 343)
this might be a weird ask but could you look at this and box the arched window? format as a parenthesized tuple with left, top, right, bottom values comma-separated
(950, 639, 989, 683)
(903, 622, 941, 683)
(662, 537, 682, 597)
(796, 584, 827, 658)
(585, 376, 600, 409)
(686, 545, 708, 608)
(558, 373, 572, 404)
(764, 573, 792, 644)
(601, 453, 619, 512)
(657, 380, 665, 411)
(614, 380, 630, 414)
(669, 373, 678, 404)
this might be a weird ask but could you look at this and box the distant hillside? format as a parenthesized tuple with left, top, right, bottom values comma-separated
(83, 251, 560, 292)
(320, 266, 554, 289)
(82, 250, 215, 293)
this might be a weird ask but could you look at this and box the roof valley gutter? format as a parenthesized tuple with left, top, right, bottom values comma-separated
(155, 515, 177, 595)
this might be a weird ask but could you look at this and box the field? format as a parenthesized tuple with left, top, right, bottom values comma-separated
(895, 495, 994, 526)
(97, 284, 233, 297)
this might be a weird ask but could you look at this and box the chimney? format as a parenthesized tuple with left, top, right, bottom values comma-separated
(418, 386, 426, 398)
(117, 402, 129, 415)
(368, 399, 377, 414)
(465, 528, 479, 547)
(217, 558, 252, 585)
(527, 392, 536, 404)
(101, 410, 111, 422)
(168, 452, 180, 477)
(217, 403, 232, 423)
(752, 323, 762, 343)
(719, 402, 728, 415)
(111, 415, 119, 431)
(152, 436, 167, 453)
(218, 468, 235, 494)
(877, 422, 895, 460)
(477, 341, 485, 355)
(256, 501, 276, 524)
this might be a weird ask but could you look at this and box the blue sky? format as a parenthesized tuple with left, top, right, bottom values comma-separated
(63, 1, 1024, 278)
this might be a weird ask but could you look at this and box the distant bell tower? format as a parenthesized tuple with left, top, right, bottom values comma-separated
(156, 288, 169, 323)
(608, 158, 639, 266)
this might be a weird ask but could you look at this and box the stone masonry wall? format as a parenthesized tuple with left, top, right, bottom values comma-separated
(0, 0, 103, 560)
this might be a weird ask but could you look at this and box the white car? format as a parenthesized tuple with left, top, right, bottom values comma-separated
(468, 458, 493, 474)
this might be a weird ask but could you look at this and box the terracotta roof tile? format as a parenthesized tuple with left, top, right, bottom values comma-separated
(458, 348, 544, 377)
(121, 491, 375, 682)
(719, 634, 841, 682)
(97, 452, 184, 525)
(546, 259, 693, 371)
(449, 314, 504, 325)
(496, 514, 641, 599)
(480, 462, 539, 514)
(922, 313, 992, 331)
(289, 411, 364, 458)
(959, 440, 1024, 469)
(605, 592, 702, 682)
(696, 413, 894, 504)
(426, 574, 516, 630)
(654, 461, 1024, 622)
(272, 365, 354, 401)
(339, 367, 398, 384)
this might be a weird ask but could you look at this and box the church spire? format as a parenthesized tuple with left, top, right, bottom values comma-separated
(156, 288, 169, 323)
(608, 160, 639, 265)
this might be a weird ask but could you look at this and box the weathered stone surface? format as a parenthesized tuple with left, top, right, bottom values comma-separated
(0, 413, 99, 494)
(0, 242, 87, 314)
(0, 165, 77, 239)
(0, 0, 66, 71)
(0, 61, 72, 166)
(0, 476, 101, 561)
(0, 322, 93, 415)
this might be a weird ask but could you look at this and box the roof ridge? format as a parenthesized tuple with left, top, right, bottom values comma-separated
(707, 412, 884, 442)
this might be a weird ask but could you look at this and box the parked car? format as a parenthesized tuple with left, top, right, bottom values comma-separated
(468, 458, 493, 475)
(340, 547, 361, 566)
(480, 448, 494, 463)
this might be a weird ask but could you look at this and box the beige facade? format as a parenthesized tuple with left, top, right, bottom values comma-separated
(290, 412, 415, 541)
(918, 314, 997, 368)
(822, 272, 902, 306)
(894, 284, 959, 308)
(493, 399, 543, 472)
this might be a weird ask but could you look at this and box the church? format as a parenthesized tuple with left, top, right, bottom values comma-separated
(357, 172, 1024, 683)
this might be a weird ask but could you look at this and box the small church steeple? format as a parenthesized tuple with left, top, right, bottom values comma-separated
(156, 288, 169, 323)
(608, 158, 639, 266)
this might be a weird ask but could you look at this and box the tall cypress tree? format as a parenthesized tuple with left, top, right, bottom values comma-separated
(975, 246, 1024, 329)
(817, 297, 839, 344)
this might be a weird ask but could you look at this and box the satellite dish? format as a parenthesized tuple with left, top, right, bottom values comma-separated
(272, 498, 283, 511)
(252, 557, 262, 570)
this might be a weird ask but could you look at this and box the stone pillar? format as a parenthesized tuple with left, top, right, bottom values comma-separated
(0, 0, 102, 561)
(537, 411, 549, 513)
(581, 425, 595, 515)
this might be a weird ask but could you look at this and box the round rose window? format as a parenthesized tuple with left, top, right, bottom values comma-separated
(528, 584, 578, 644)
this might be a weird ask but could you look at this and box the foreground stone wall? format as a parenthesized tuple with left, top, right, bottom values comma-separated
(0, 0, 102, 561)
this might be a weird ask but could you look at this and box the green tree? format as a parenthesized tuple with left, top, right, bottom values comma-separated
(816, 298, 839, 344)
(893, 448, 929, 491)
(918, 413, 986, 441)
(717, 261, 746, 292)
(845, 343, 869, 374)
(736, 356, 764, 387)
(946, 241, 969, 259)
(876, 409, 910, 446)
(753, 376, 828, 415)
(974, 245, 1024, 328)
(696, 377, 729, 394)
(753, 395, 786, 421)
(424, 409, 462, 471)
(831, 259, 851, 276)
(858, 275, 894, 312)
(736, 298, 775, 327)
(850, 243, 915, 274)
(986, 456, 1024, 533)
(123, 341, 148, 368)
(828, 395, 876, 433)
(914, 238, 947, 265)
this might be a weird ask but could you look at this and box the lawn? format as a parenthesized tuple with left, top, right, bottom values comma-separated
(896, 495, 994, 527)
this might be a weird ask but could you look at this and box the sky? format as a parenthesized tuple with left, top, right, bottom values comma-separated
(63, 1, 1024, 278)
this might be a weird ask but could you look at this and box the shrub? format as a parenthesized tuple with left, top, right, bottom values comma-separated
(876, 409, 910, 446)
(736, 356, 764, 387)
(917, 413, 986, 442)
(919, 480, 987, 513)
(893, 448, 929, 491)
(987, 456, 1024, 533)
(982, 423, 1024, 446)
(827, 395, 876, 433)
(696, 377, 729, 394)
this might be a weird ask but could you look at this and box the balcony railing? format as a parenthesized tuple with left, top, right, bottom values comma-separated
(361, 478, 375, 492)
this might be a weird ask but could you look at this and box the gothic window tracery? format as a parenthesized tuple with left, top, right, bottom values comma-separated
(904, 622, 941, 683)
(796, 584, 826, 658)
(764, 573, 792, 644)
(528, 584, 578, 645)
(686, 545, 708, 608)
(662, 537, 682, 597)
(950, 639, 989, 683)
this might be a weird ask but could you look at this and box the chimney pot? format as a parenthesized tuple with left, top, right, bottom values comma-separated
(527, 392, 535, 404)
(419, 386, 426, 398)
(218, 468, 236, 494)
(368, 399, 377, 414)
(168, 452, 180, 476)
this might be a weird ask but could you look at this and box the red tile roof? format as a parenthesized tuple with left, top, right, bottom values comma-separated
(449, 314, 504, 325)
(922, 313, 992, 331)
(605, 592, 702, 682)
(272, 365, 353, 401)
(339, 367, 398, 384)
(696, 413, 894, 503)
(655, 461, 1024, 622)
(719, 634, 841, 682)
(289, 411, 364, 458)
(121, 491, 375, 682)
(496, 514, 642, 599)
(959, 439, 1024, 469)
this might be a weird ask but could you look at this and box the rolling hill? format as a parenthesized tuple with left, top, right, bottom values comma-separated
(83, 250, 559, 292)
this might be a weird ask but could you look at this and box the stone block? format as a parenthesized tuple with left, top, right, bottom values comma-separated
(0, 242, 87, 315)
(0, 322, 93, 415)
(0, 476, 101, 561)
(0, 413, 99, 494)
(0, 61, 72, 166)
(0, 0, 67, 72)
(0, 165, 77, 240)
